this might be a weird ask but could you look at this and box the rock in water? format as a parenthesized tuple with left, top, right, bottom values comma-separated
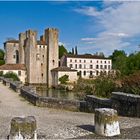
(95, 108, 120, 137)
(9, 116, 37, 139)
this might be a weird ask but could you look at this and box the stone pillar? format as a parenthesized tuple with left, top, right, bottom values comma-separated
(95, 108, 120, 137)
(9, 116, 37, 139)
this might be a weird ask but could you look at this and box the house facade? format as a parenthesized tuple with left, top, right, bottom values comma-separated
(60, 54, 112, 78)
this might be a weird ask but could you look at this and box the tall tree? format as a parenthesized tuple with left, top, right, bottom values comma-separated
(59, 45, 68, 59)
(75, 46, 78, 55)
(72, 48, 74, 55)
(0, 49, 5, 66)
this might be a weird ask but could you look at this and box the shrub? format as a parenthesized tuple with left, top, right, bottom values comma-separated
(0, 71, 3, 76)
(120, 71, 140, 95)
(93, 76, 116, 98)
(59, 74, 69, 84)
(4, 72, 20, 81)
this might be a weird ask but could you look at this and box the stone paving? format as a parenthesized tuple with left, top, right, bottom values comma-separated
(0, 82, 140, 139)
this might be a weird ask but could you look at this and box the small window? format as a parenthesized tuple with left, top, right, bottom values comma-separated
(41, 63, 43, 66)
(90, 60, 92, 63)
(40, 46, 41, 48)
(84, 65, 86, 69)
(108, 61, 110, 64)
(105, 61, 106, 64)
(97, 60, 98, 63)
(43, 46, 45, 48)
(42, 55, 44, 58)
(75, 64, 77, 69)
(79, 64, 82, 69)
(84, 60, 86, 63)
(104, 65, 107, 69)
(101, 61, 102, 63)
(18, 71, 21, 76)
(13, 55, 16, 58)
(42, 73, 43, 77)
(90, 65, 93, 69)
(108, 65, 111, 69)
(96, 65, 99, 69)
(70, 59, 72, 62)
(70, 64, 73, 68)
(79, 60, 81, 63)
(84, 71, 86, 76)
(75, 60, 77, 62)
(100, 65, 103, 69)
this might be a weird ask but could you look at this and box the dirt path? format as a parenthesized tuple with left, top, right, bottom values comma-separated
(0, 82, 140, 139)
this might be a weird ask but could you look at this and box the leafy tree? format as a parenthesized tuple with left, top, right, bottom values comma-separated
(4, 72, 20, 81)
(72, 48, 74, 54)
(75, 46, 78, 55)
(59, 74, 69, 84)
(0, 49, 5, 65)
(59, 45, 68, 59)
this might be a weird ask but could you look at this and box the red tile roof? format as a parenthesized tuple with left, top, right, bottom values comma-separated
(0, 64, 26, 70)
(51, 66, 77, 72)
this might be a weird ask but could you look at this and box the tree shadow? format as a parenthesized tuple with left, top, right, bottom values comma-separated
(77, 125, 95, 133)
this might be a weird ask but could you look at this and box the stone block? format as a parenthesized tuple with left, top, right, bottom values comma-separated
(9, 116, 37, 139)
(95, 108, 120, 137)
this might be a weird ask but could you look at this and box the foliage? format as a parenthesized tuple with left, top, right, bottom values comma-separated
(0, 71, 3, 76)
(0, 49, 5, 65)
(59, 45, 68, 59)
(120, 71, 140, 95)
(4, 72, 20, 81)
(93, 76, 116, 98)
(59, 74, 69, 84)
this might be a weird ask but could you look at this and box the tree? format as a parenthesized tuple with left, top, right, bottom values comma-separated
(72, 48, 74, 54)
(59, 45, 68, 59)
(0, 49, 5, 65)
(59, 74, 69, 84)
(4, 72, 20, 81)
(75, 46, 78, 55)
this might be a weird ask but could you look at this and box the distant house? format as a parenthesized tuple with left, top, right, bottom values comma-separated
(51, 66, 78, 87)
(0, 64, 26, 83)
(60, 54, 112, 78)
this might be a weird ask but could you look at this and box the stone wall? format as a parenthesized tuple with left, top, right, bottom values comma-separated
(83, 92, 140, 118)
(20, 86, 80, 111)
(10, 81, 23, 92)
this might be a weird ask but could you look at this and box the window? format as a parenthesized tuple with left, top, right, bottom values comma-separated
(75, 60, 77, 62)
(70, 59, 72, 62)
(79, 60, 81, 63)
(90, 65, 93, 69)
(90, 71, 93, 76)
(43, 46, 45, 48)
(42, 73, 43, 77)
(84, 60, 86, 63)
(90, 60, 92, 63)
(108, 65, 111, 69)
(108, 61, 110, 64)
(100, 65, 103, 69)
(96, 71, 99, 76)
(13, 55, 15, 58)
(70, 64, 73, 68)
(105, 61, 106, 63)
(40, 46, 41, 48)
(84, 71, 86, 76)
(79, 64, 82, 69)
(101, 61, 102, 63)
(96, 65, 99, 69)
(104, 65, 107, 69)
(97, 60, 98, 63)
(75, 64, 77, 69)
(41, 63, 43, 66)
(84, 65, 86, 69)
(18, 71, 21, 76)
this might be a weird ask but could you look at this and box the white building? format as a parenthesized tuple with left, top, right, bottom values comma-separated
(0, 64, 26, 83)
(60, 54, 112, 78)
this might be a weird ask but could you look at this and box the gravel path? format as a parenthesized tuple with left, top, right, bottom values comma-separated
(0, 82, 140, 139)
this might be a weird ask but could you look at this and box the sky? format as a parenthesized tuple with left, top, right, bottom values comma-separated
(0, 1, 140, 56)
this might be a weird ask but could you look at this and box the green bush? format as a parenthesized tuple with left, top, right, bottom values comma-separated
(0, 71, 3, 76)
(120, 71, 140, 95)
(93, 76, 116, 98)
(4, 72, 20, 81)
(59, 74, 69, 84)
(0, 60, 5, 66)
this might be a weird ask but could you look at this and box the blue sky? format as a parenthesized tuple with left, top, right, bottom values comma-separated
(0, 1, 140, 56)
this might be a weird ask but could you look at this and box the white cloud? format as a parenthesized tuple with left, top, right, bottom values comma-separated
(75, 1, 140, 55)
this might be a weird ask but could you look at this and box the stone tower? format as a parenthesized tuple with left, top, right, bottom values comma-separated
(19, 33, 26, 64)
(24, 30, 37, 84)
(45, 28, 59, 87)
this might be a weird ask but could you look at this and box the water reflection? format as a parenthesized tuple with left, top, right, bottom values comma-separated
(36, 89, 78, 100)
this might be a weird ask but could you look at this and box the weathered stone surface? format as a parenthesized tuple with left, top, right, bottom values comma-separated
(95, 108, 120, 137)
(9, 116, 37, 139)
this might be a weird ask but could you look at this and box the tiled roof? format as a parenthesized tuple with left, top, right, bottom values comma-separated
(65, 54, 109, 59)
(37, 41, 47, 45)
(51, 67, 77, 72)
(4, 40, 19, 44)
(0, 64, 26, 70)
